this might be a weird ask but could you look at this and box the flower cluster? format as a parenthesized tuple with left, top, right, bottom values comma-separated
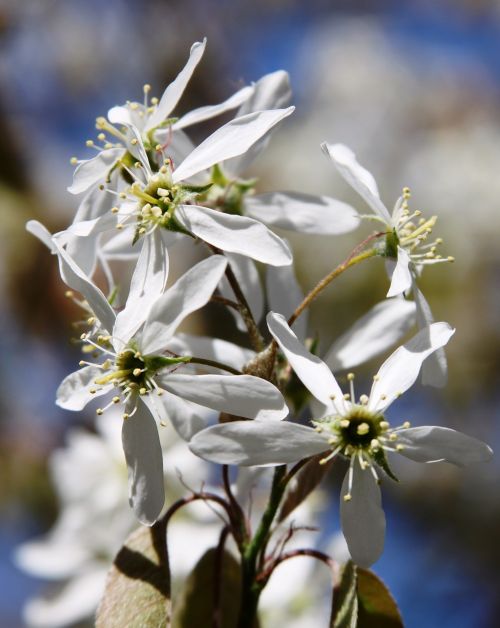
(24, 38, 492, 627)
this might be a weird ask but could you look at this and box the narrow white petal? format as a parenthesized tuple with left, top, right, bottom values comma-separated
(340, 460, 385, 567)
(266, 265, 307, 343)
(189, 421, 326, 466)
(73, 170, 120, 223)
(158, 393, 213, 441)
(159, 373, 288, 421)
(225, 70, 292, 176)
(174, 85, 254, 130)
(245, 192, 360, 235)
(14, 541, 89, 580)
(122, 400, 165, 524)
(172, 107, 294, 183)
(107, 105, 132, 126)
(176, 205, 292, 266)
(413, 283, 448, 387)
(64, 211, 116, 239)
(396, 426, 493, 466)
(113, 230, 168, 346)
(140, 255, 227, 355)
(145, 39, 207, 132)
(267, 312, 344, 412)
(321, 143, 391, 224)
(56, 367, 111, 411)
(53, 240, 116, 334)
(386, 246, 413, 297)
(324, 298, 416, 372)
(26, 220, 56, 252)
(368, 322, 455, 413)
(67, 148, 124, 195)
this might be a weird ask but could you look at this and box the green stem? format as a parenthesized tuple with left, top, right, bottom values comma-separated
(188, 356, 242, 375)
(287, 246, 379, 328)
(237, 466, 287, 628)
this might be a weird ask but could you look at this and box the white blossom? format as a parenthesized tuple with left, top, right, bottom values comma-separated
(190, 312, 492, 567)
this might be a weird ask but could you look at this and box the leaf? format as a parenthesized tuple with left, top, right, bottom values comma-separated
(330, 560, 358, 628)
(278, 453, 333, 522)
(357, 568, 404, 627)
(173, 548, 259, 628)
(96, 521, 171, 628)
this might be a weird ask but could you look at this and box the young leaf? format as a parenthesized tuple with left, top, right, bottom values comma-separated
(330, 560, 358, 628)
(96, 521, 171, 628)
(357, 568, 403, 627)
(172, 548, 258, 628)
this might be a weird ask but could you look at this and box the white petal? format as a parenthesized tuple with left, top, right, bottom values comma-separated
(321, 143, 391, 224)
(396, 426, 493, 466)
(53, 240, 116, 334)
(67, 147, 124, 194)
(113, 230, 168, 346)
(189, 421, 326, 466)
(218, 253, 264, 331)
(159, 393, 212, 441)
(176, 205, 292, 266)
(224, 70, 292, 176)
(340, 460, 385, 567)
(26, 220, 56, 252)
(386, 246, 413, 297)
(266, 264, 307, 343)
(73, 169, 121, 223)
(122, 400, 165, 524)
(267, 312, 345, 413)
(56, 367, 112, 411)
(413, 283, 448, 387)
(174, 85, 254, 130)
(368, 322, 455, 413)
(14, 540, 89, 580)
(159, 373, 288, 421)
(64, 211, 116, 238)
(172, 107, 294, 183)
(324, 298, 416, 372)
(107, 105, 133, 126)
(145, 39, 207, 132)
(140, 255, 227, 355)
(245, 192, 360, 235)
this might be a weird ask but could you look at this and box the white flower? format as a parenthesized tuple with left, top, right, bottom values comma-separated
(189, 312, 492, 567)
(47, 242, 287, 523)
(322, 142, 454, 386)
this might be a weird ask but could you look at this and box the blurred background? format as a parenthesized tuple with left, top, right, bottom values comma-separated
(1, 0, 499, 626)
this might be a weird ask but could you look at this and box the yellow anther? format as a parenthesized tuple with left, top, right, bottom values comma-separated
(160, 165, 168, 174)
(123, 413, 129, 420)
(111, 206, 119, 214)
(356, 422, 370, 436)
(379, 421, 390, 430)
(138, 227, 146, 235)
(119, 192, 127, 199)
(343, 494, 352, 502)
(133, 368, 142, 377)
(130, 138, 138, 145)
(343, 393, 350, 400)
(347, 372, 355, 381)
(70, 157, 78, 165)
(139, 387, 147, 395)
(371, 438, 380, 450)
(80, 333, 88, 340)
(373, 375, 380, 381)
(143, 84, 151, 93)
(86, 140, 94, 147)
(151, 206, 162, 219)
(359, 394, 369, 405)
(97, 133, 106, 141)
(155, 144, 162, 151)
(402, 421, 411, 429)
(102, 360, 112, 369)
(87, 317, 96, 325)
(340, 419, 350, 428)
(112, 396, 120, 404)
(89, 388, 97, 394)
(448, 256, 455, 262)
(160, 421, 167, 427)
(157, 390, 163, 396)
(96, 408, 103, 415)
(65, 290, 74, 298)
(389, 433, 398, 441)
(151, 97, 159, 105)
(396, 444, 405, 451)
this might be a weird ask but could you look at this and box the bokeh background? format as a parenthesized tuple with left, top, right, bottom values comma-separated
(1, 0, 499, 626)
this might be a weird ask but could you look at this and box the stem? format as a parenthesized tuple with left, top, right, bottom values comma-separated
(189, 356, 242, 375)
(237, 466, 287, 628)
(287, 233, 383, 328)
(222, 465, 248, 546)
(206, 244, 265, 352)
(257, 548, 335, 584)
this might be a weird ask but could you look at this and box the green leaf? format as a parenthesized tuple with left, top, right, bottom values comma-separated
(372, 449, 399, 482)
(357, 568, 404, 627)
(278, 453, 332, 522)
(173, 548, 256, 628)
(96, 521, 171, 628)
(330, 560, 358, 628)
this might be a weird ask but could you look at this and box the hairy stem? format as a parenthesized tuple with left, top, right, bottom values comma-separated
(287, 233, 383, 328)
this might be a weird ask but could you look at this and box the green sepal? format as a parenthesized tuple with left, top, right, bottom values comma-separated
(161, 213, 192, 236)
(182, 182, 214, 194)
(383, 229, 399, 259)
(145, 355, 191, 372)
(211, 163, 229, 187)
(372, 449, 399, 482)
(107, 285, 119, 306)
